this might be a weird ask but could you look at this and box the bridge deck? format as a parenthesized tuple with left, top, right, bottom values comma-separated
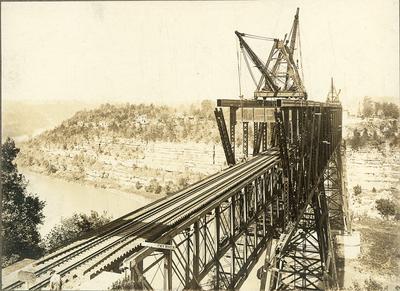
(4, 149, 281, 290)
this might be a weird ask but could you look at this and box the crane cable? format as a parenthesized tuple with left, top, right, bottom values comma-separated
(236, 38, 244, 127)
(298, 22, 305, 89)
(241, 47, 259, 87)
(241, 33, 275, 42)
(236, 38, 243, 99)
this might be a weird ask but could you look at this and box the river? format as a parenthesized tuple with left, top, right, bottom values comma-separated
(20, 169, 153, 237)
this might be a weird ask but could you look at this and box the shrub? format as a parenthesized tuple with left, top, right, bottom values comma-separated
(46, 164, 58, 174)
(110, 277, 137, 290)
(165, 181, 178, 195)
(364, 278, 384, 291)
(353, 185, 362, 196)
(42, 211, 112, 251)
(154, 184, 162, 194)
(178, 177, 189, 188)
(135, 181, 143, 190)
(145, 178, 161, 193)
(375, 198, 396, 220)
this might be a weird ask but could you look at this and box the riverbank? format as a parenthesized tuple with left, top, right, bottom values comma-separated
(20, 168, 155, 237)
(18, 139, 224, 198)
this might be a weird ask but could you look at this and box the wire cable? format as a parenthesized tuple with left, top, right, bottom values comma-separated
(242, 33, 276, 42)
(241, 48, 259, 87)
(298, 23, 305, 89)
(236, 38, 242, 97)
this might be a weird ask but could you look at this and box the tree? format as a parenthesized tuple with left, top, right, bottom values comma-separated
(362, 97, 374, 118)
(375, 198, 396, 220)
(42, 211, 112, 251)
(348, 129, 362, 149)
(1, 138, 46, 267)
(200, 99, 214, 120)
(381, 102, 399, 119)
(144, 178, 161, 194)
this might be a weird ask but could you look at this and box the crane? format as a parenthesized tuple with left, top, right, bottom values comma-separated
(236, 8, 307, 100)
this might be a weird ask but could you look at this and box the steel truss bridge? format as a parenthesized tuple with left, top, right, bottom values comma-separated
(4, 97, 351, 291)
(5, 9, 351, 291)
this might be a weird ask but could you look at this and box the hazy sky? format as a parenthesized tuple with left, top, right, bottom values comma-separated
(2, 0, 399, 111)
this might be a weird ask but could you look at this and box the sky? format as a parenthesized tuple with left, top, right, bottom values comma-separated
(2, 0, 399, 112)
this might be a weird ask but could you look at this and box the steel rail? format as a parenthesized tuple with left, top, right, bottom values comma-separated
(81, 152, 281, 281)
(121, 150, 282, 269)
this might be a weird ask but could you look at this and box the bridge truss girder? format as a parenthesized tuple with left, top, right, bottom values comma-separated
(122, 98, 344, 291)
(269, 182, 338, 291)
(324, 145, 351, 233)
(124, 163, 290, 290)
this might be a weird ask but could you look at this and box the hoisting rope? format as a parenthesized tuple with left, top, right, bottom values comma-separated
(241, 47, 259, 87)
(237, 38, 244, 151)
(241, 33, 276, 42)
(298, 23, 305, 88)
(236, 38, 242, 98)
(238, 32, 277, 88)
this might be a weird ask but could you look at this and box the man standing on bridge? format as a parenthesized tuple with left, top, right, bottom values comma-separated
(49, 269, 62, 290)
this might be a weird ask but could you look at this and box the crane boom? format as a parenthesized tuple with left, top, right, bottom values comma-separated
(235, 31, 279, 94)
(289, 7, 300, 56)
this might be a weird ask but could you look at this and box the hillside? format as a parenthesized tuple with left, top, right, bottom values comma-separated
(2, 100, 101, 141)
(17, 101, 225, 197)
(342, 115, 400, 290)
(30, 102, 219, 145)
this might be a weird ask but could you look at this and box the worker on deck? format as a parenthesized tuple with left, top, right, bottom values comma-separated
(49, 269, 62, 290)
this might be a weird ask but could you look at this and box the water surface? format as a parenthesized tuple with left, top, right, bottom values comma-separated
(20, 169, 152, 237)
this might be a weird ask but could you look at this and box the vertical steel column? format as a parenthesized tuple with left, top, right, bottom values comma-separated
(243, 122, 249, 157)
(185, 229, 190, 286)
(193, 221, 200, 284)
(269, 170, 274, 227)
(292, 108, 298, 143)
(262, 122, 268, 151)
(214, 207, 221, 289)
(230, 196, 236, 282)
(203, 216, 207, 268)
(314, 108, 322, 183)
(131, 260, 143, 288)
(164, 242, 173, 291)
(306, 108, 316, 193)
(262, 174, 267, 235)
(254, 180, 258, 244)
(230, 107, 237, 160)
(243, 188, 248, 261)
(283, 109, 290, 143)
(296, 107, 305, 209)
(270, 122, 276, 146)
(254, 122, 259, 152)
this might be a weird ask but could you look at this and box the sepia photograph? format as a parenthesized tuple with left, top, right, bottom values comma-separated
(1, 1, 399, 290)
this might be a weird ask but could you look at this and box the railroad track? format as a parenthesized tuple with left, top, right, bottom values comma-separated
(3, 149, 280, 290)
